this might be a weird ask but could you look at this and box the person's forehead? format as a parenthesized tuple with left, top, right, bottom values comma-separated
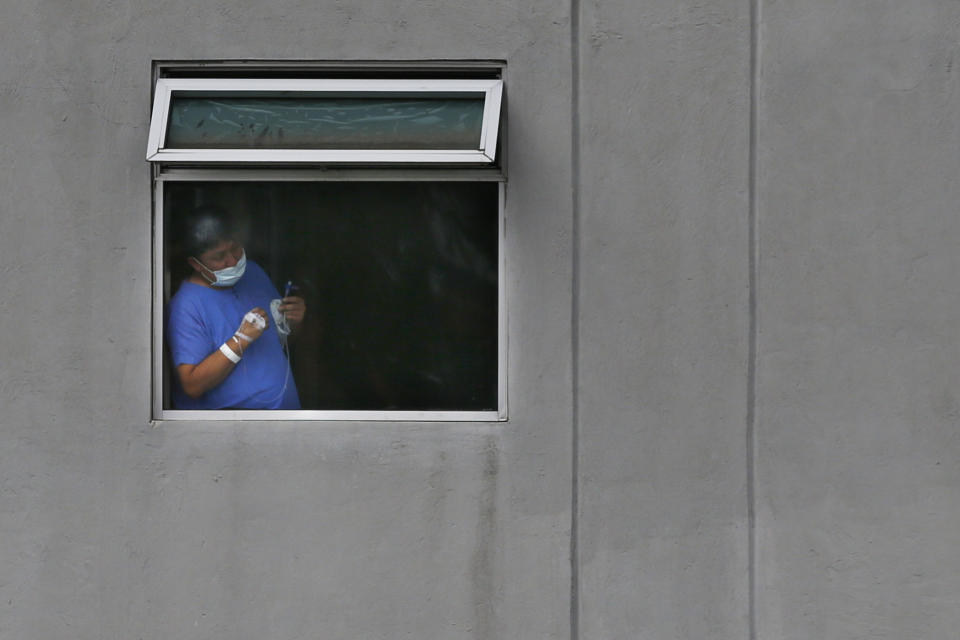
(200, 238, 240, 258)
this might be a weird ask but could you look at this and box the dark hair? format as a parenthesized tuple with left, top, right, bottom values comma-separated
(179, 204, 238, 258)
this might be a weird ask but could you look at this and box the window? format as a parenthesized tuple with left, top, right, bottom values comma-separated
(149, 64, 506, 421)
(147, 78, 502, 163)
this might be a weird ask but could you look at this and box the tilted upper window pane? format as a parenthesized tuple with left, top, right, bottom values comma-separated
(166, 96, 485, 150)
(147, 78, 503, 163)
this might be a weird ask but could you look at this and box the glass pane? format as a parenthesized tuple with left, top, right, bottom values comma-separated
(163, 181, 499, 411)
(165, 96, 485, 150)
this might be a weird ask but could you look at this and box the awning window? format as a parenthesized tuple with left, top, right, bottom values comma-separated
(146, 78, 503, 164)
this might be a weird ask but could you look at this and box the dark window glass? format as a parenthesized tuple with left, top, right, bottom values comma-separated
(163, 181, 499, 411)
(165, 97, 485, 150)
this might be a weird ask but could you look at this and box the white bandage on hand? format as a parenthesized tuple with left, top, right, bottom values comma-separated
(243, 311, 267, 330)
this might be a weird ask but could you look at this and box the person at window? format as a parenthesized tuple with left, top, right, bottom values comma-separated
(166, 205, 305, 409)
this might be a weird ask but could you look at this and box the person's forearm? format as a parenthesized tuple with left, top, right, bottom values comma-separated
(174, 307, 268, 400)
(177, 341, 241, 398)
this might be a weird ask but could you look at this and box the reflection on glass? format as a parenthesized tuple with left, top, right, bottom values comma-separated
(164, 181, 499, 411)
(165, 97, 485, 150)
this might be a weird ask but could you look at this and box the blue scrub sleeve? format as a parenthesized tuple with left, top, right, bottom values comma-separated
(168, 298, 216, 367)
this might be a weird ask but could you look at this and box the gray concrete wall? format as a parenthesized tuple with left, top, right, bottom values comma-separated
(1, 1, 960, 639)
(0, 2, 573, 638)
(756, 2, 960, 638)
(576, 0, 752, 637)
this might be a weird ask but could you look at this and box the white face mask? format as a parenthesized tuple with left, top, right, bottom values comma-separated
(195, 249, 247, 287)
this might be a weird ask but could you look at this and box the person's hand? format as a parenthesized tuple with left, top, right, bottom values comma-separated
(279, 296, 306, 328)
(236, 307, 269, 343)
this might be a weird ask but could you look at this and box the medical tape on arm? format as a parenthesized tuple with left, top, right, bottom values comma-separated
(219, 342, 241, 364)
(227, 311, 266, 361)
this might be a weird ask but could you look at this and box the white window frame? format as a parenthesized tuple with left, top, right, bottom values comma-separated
(152, 169, 507, 422)
(146, 78, 503, 164)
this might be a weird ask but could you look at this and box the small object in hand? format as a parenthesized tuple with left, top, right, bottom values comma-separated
(270, 299, 291, 336)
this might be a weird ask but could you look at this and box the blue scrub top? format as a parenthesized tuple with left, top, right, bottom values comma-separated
(167, 260, 300, 409)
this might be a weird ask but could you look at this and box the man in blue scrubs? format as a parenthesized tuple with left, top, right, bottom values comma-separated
(167, 206, 305, 409)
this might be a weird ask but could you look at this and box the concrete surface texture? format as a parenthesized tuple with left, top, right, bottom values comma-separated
(756, 2, 960, 638)
(576, 0, 751, 638)
(0, 0, 958, 638)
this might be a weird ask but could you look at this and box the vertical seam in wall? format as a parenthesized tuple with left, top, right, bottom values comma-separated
(747, 0, 760, 639)
(570, 0, 581, 638)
